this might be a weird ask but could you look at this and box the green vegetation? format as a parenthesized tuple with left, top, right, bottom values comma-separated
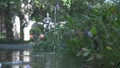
(0, 0, 120, 67)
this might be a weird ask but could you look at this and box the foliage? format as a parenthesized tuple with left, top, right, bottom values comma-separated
(61, 1, 120, 67)
(1, 0, 120, 67)
(29, 0, 120, 67)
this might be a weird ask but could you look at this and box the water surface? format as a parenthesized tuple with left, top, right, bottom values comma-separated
(0, 50, 83, 68)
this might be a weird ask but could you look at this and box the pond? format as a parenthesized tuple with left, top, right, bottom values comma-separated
(0, 49, 85, 68)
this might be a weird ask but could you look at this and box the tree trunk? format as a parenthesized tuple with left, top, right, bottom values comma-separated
(12, 15, 21, 40)
(20, 0, 34, 41)
(4, 3, 13, 39)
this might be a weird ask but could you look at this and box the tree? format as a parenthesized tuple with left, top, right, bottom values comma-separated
(0, 0, 34, 41)
(0, 0, 21, 39)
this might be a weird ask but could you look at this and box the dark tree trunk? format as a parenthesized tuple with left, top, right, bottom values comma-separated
(4, 2, 13, 39)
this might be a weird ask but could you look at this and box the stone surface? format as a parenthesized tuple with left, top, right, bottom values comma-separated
(0, 44, 32, 50)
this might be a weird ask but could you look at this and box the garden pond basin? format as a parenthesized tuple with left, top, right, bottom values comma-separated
(0, 46, 84, 68)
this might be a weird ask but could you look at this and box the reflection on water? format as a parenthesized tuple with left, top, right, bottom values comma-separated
(31, 52, 83, 68)
(0, 50, 31, 68)
(0, 50, 83, 68)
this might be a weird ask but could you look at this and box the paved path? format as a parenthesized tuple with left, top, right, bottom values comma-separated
(0, 44, 32, 50)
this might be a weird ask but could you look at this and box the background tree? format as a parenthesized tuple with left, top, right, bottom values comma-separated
(0, 0, 21, 39)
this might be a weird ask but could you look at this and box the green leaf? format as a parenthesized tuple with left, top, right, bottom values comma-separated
(90, 26, 97, 36)
(86, 56, 93, 62)
(83, 51, 89, 57)
(106, 46, 113, 51)
(76, 52, 82, 56)
(106, 6, 116, 18)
